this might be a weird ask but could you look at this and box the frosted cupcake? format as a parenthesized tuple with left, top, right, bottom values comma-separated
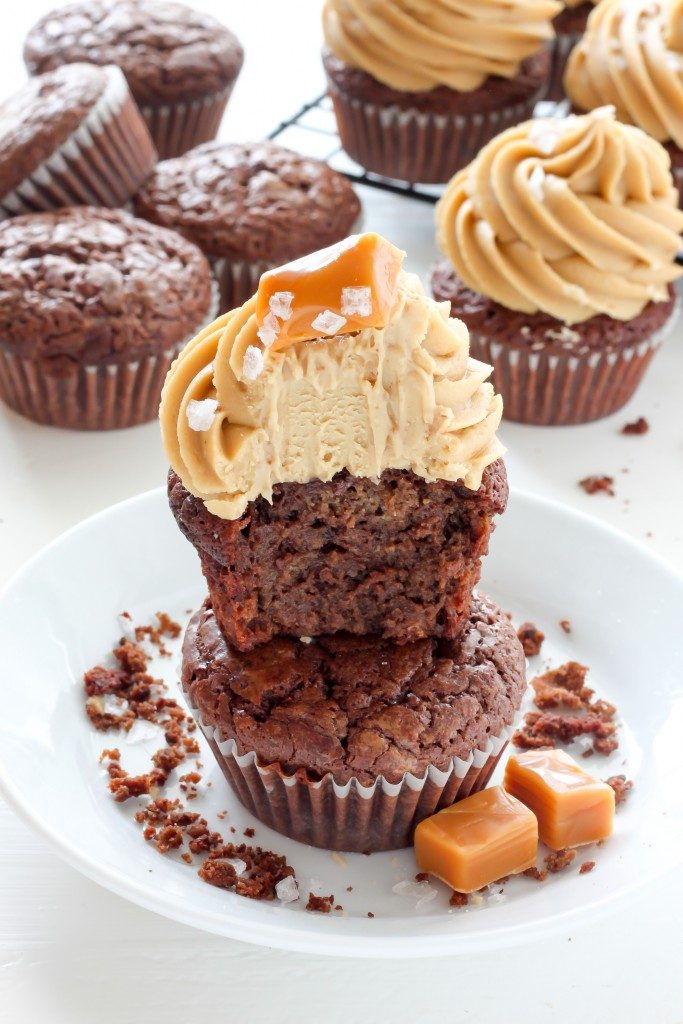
(433, 108, 683, 425)
(565, 0, 683, 204)
(322, 0, 560, 184)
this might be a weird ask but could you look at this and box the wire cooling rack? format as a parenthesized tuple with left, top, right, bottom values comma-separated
(267, 91, 564, 205)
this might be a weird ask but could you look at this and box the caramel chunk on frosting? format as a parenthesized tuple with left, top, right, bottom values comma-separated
(414, 787, 538, 893)
(322, 0, 561, 92)
(159, 235, 504, 520)
(255, 233, 403, 350)
(504, 749, 615, 850)
(436, 107, 683, 324)
(566, 0, 683, 149)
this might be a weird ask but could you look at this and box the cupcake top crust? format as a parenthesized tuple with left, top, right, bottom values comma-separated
(181, 592, 526, 785)
(0, 207, 213, 365)
(436, 107, 683, 324)
(160, 233, 504, 520)
(24, 0, 244, 105)
(0, 63, 116, 199)
(565, 0, 683, 149)
(322, 0, 561, 92)
(133, 141, 361, 262)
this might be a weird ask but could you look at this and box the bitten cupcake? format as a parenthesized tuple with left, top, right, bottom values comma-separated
(134, 141, 361, 313)
(545, 0, 596, 102)
(565, 0, 683, 204)
(24, 0, 243, 160)
(0, 64, 155, 218)
(433, 108, 683, 425)
(322, 0, 560, 184)
(0, 207, 215, 430)
(181, 592, 526, 852)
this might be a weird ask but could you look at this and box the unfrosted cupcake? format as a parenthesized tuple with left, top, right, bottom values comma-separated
(565, 0, 683, 204)
(433, 108, 683, 425)
(134, 141, 361, 313)
(24, 0, 243, 159)
(322, 0, 560, 184)
(545, 0, 596, 101)
(0, 64, 155, 218)
(0, 207, 215, 430)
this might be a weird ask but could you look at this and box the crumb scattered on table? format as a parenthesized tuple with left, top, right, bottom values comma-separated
(579, 475, 615, 496)
(517, 622, 545, 657)
(621, 417, 649, 435)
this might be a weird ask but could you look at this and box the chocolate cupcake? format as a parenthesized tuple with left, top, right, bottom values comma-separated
(565, 0, 683, 205)
(160, 233, 505, 649)
(134, 141, 361, 313)
(544, 1, 595, 102)
(24, 0, 243, 160)
(181, 591, 526, 852)
(321, 0, 560, 184)
(0, 207, 216, 430)
(0, 63, 155, 218)
(434, 109, 683, 425)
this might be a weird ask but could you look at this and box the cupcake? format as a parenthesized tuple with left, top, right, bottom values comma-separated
(0, 207, 216, 430)
(565, 0, 683, 204)
(545, 0, 596, 102)
(0, 64, 155, 218)
(24, 0, 243, 160)
(321, 0, 560, 184)
(160, 232, 505, 651)
(134, 141, 361, 314)
(181, 592, 526, 852)
(433, 108, 683, 426)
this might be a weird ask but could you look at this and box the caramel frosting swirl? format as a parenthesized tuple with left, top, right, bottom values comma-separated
(436, 107, 683, 323)
(565, 0, 683, 148)
(322, 0, 561, 92)
(160, 272, 504, 520)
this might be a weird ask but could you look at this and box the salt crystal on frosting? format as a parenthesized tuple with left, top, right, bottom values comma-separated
(476, 220, 495, 242)
(341, 286, 373, 318)
(528, 165, 546, 202)
(242, 345, 264, 380)
(269, 291, 294, 321)
(186, 398, 219, 431)
(257, 312, 280, 348)
(276, 876, 300, 903)
(311, 309, 347, 335)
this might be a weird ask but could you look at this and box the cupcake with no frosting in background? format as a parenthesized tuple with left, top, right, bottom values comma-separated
(134, 141, 361, 313)
(322, 0, 560, 184)
(433, 108, 683, 425)
(565, 0, 683, 205)
(161, 231, 523, 851)
(544, 0, 596, 101)
(0, 63, 155, 218)
(0, 207, 215, 430)
(23, 0, 244, 160)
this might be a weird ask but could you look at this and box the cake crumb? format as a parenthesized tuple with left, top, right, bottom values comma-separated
(605, 775, 634, 806)
(306, 893, 335, 913)
(579, 861, 596, 874)
(559, 619, 571, 634)
(545, 849, 576, 873)
(346, 885, 353, 892)
(244, 827, 255, 838)
(415, 872, 429, 883)
(367, 911, 375, 918)
(579, 475, 615, 496)
(621, 417, 649, 435)
(449, 891, 468, 907)
(523, 866, 548, 882)
(517, 622, 545, 657)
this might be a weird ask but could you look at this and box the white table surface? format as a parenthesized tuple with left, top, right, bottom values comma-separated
(1, 3, 682, 1022)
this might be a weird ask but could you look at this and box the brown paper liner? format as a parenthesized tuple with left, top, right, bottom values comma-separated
(469, 324, 673, 426)
(140, 84, 234, 160)
(0, 67, 156, 217)
(673, 165, 683, 208)
(324, 76, 543, 183)
(209, 255, 274, 314)
(183, 684, 513, 852)
(543, 34, 579, 103)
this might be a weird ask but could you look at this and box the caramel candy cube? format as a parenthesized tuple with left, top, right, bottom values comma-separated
(504, 749, 615, 850)
(414, 787, 538, 893)
(255, 232, 404, 351)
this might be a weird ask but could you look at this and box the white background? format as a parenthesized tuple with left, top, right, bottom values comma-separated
(1, 2, 682, 1021)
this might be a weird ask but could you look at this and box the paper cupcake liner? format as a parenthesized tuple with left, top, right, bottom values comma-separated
(140, 84, 234, 160)
(673, 164, 683, 208)
(542, 34, 580, 103)
(469, 309, 678, 426)
(184, 688, 513, 851)
(0, 66, 156, 219)
(325, 76, 543, 184)
(0, 282, 219, 430)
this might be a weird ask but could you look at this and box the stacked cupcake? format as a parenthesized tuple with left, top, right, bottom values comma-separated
(160, 232, 527, 852)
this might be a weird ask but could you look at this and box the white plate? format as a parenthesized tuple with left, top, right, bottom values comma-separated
(0, 487, 681, 958)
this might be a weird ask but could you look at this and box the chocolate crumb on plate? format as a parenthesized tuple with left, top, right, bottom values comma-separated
(523, 866, 548, 882)
(579, 861, 596, 874)
(449, 890, 469, 907)
(415, 871, 429, 883)
(621, 417, 649, 435)
(545, 849, 576, 874)
(605, 775, 634, 806)
(306, 893, 335, 913)
(559, 619, 571, 634)
(367, 912, 375, 918)
(517, 621, 545, 656)
(244, 827, 255, 838)
(579, 475, 615, 496)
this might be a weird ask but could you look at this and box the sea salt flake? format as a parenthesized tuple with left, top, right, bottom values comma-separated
(102, 694, 129, 715)
(269, 291, 294, 321)
(528, 165, 546, 202)
(242, 345, 264, 380)
(125, 719, 161, 745)
(311, 309, 347, 335)
(226, 858, 247, 876)
(341, 286, 372, 317)
(257, 312, 280, 348)
(276, 876, 300, 903)
(476, 219, 495, 242)
(186, 398, 219, 431)
(529, 123, 559, 155)
(117, 612, 136, 642)
(392, 879, 437, 909)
